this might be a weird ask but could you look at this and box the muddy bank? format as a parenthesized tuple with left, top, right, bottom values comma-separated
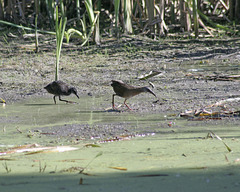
(1, 35, 240, 140)
(1, 35, 240, 110)
(2, 34, 240, 192)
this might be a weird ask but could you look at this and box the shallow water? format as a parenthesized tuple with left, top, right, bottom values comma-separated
(185, 61, 240, 72)
(1, 97, 240, 192)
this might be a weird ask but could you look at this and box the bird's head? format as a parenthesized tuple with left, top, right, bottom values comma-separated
(70, 87, 79, 99)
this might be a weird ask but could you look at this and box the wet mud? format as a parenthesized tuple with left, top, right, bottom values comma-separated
(1, 36, 240, 139)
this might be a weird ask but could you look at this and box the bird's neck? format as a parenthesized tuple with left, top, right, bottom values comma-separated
(135, 87, 148, 93)
(67, 88, 74, 95)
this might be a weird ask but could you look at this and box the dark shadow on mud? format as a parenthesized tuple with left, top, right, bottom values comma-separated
(2, 35, 240, 63)
(0, 165, 239, 192)
(174, 48, 238, 60)
(76, 110, 112, 113)
(24, 104, 56, 106)
(71, 37, 240, 61)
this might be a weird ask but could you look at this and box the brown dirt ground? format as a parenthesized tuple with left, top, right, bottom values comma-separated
(1, 34, 240, 112)
(1, 33, 240, 141)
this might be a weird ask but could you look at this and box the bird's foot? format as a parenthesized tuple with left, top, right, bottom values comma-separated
(124, 104, 133, 111)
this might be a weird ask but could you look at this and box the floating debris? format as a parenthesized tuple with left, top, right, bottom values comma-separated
(98, 135, 133, 143)
(138, 71, 164, 80)
(84, 144, 101, 148)
(187, 167, 208, 170)
(79, 152, 103, 174)
(0, 98, 6, 103)
(79, 177, 83, 185)
(207, 131, 232, 152)
(1, 98, 6, 108)
(180, 97, 240, 120)
(0, 158, 15, 161)
(109, 166, 127, 171)
(60, 167, 84, 173)
(0, 144, 79, 156)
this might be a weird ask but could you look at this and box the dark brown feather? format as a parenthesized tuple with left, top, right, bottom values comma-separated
(44, 80, 79, 104)
(111, 80, 156, 99)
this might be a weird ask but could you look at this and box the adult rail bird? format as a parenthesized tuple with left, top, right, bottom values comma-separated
(44, 80, 79, 104)
(111, 80, 158, 110)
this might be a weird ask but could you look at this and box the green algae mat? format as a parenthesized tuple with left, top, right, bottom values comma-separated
(1, 98, 240, 192)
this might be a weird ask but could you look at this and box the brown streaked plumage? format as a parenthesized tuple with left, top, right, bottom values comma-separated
(44, 80, 79, 104)
(111, 80, 157, 110)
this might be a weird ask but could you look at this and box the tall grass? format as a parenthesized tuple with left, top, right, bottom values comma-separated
(35, 14, 39, 53)
(85, 0, 100, 44)
(114, 0, 121, 37)
(55, 3, 67, 81)
(124, 0, 133, 34)
(0, 20, 55, 35)
(192, 0, 199, 38)
(76, 0, 81, 26)
(146, 0, 155, 37)
(0, 0, 237, 41)
(45, 0, 55, 29)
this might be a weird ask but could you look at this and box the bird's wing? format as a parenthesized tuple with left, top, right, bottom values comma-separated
(51, 81, 68, 94)
(111, 80, 135, 89)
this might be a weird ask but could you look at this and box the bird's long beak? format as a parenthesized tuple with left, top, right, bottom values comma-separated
(75, 94, 79, 99)
(145, 87, 157, 98)
(145, 87, 160, 103)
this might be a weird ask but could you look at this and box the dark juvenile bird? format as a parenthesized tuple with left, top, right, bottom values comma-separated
(44, 80, 79, 104)
(111, 80, 158, 110)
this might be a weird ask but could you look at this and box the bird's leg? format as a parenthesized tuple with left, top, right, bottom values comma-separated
(59, 96, 69, 103)
(53, 96, 57, 104)
(112, 94, 116, 109)
(124, 99, 132, 110)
